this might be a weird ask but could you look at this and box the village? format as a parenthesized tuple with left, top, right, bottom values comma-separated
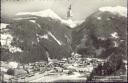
(0, 52, 106, 82)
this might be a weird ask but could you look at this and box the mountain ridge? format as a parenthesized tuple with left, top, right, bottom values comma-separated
(16, 9, 83, 28)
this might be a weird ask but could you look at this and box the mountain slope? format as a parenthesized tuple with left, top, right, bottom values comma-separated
(72, 6, 127, 81)
(72, 6, 127, 58)
(1, 15, 73, 63)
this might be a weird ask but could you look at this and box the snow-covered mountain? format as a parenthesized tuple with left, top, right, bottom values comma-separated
(1, 10, 73, 63)
(72, 6, 127, 81)
(16, 9, 83, 28)
(99, 6, 127, 17)
(1, 6, 127, 65)
(72, 6, 127, 58)
(16, 9, 62, 20)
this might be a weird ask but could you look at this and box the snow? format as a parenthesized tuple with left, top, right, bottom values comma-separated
(37, 24, 41, 28)
(16, 9, 83, 28)
(29, 20, 41, 29)
(86, 58, 92, 61)
(1, 67, 8, 72)
(36, 34, 49, 40)
(61, 19, 81, 28)
(30, 72, 87, 82)
(85, 65, 94, 72)
(73, 63, 79, 67)
(37, 38, 40, 42)
(48, 31, 62, 45)
(62, 58, 67, 61)
(14, 17, 37, 20)
(36, 34, 40, 42)
(9, 62, 18, 69)
(1, 33, 13, 46)
(29, 20, 36, 23)
(39, 34, 49, 39)
(113, 41, 118, 47)
(123, 60, 127, 70)
(111, 32, 119, 39)
(1, 33, 23, 53)
(71, 52, 81, 57)
(1, 23, 9, 29)
(123, 60, 127, 64)
(9, 46, 23, 53)
(74, 53, 81, 56)
(73, 72, 81, 77)
(97, 17, 102, 20)
(71, 52, 75, 56)
(16, 9, 61, 20)
(99, 6, 127, 17)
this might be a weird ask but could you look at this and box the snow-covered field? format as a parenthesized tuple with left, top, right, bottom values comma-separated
(30, 72, 87, 82)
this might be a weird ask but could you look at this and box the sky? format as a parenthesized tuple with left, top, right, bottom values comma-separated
(1, 0, 127, 20)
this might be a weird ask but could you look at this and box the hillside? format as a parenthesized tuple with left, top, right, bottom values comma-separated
(71, 6, 127, 81)
(1, 14, 73, 63)
(72, 6, 127, 59)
